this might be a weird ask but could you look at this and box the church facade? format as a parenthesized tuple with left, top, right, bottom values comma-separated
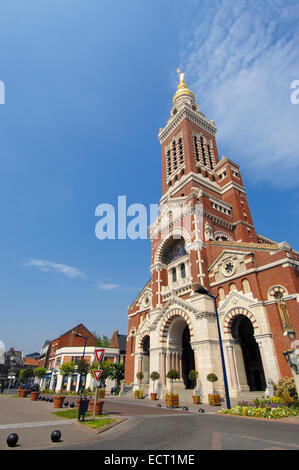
(124, 71, 299, 403)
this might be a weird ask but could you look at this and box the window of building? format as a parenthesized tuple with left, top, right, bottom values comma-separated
(180, 263, 186, 279)
(172, 267, 177, 282)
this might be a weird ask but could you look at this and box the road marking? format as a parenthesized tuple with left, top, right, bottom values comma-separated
(211, 432, 222, 450)
(0, 420, 76, 430)
(223, 432, 299, 449)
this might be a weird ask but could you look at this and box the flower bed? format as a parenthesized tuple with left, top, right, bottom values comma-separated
(219, 396, 299, 419)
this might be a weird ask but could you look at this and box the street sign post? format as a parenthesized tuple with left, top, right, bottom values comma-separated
(92, 369, 103, 420)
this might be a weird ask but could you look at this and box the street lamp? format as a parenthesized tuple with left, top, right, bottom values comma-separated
(193, 284, 231, 409)
(74, 333, 88, 394)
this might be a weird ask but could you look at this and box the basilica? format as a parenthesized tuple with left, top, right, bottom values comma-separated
(124, 71, 299, 403)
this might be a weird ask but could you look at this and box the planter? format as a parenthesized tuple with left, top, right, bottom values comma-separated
(90, 400, 104, 416)
(208, 393, 221, 406)
(18, 387, 22, 397)
(20, 389, 30, 398)
(98, 389, 105, 399)
(192, 395, 200, 405)
(53, 396, 66, 408)
(150, 393, 157, 401)
(134, 390, 143, 399)
(166, 394, 179, 408)
(31, 391, 40, 401)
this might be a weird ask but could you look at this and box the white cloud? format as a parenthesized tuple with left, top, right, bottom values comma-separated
(97, 281, 120, 291)
(25, 259, 86, 279)
(180, 0, 299, 188)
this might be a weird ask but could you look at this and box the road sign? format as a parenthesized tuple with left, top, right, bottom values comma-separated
(93, 381, 101, 387)
(95, 349, 105, 363)
(93, 370, 103, 381)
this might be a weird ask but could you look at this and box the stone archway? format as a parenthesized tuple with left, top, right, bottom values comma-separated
(231, 315, 266, 391)
(140, 335, 150, 384)
(163, 312, 195, 389)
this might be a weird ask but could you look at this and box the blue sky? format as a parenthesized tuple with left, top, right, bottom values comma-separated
(0, 0, 298, 355)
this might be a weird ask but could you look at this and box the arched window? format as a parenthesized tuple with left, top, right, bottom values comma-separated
(162, 237, 187, 265)
(172, 267, 177, 282)
(242, 279, 250, 294)
(180, 263, 186, 279)
(218, 287, 225, 301)
(229, 283, 236, 292)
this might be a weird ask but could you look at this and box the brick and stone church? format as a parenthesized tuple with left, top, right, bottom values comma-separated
(124, 70, 299, 403)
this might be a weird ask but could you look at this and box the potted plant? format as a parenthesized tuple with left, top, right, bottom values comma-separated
(150, 371, 160, 400)
(33, 367, 47, 390)
(207, 373, 221, 406)
(19, 369, 34, 397)
(188, 370, 200, 404)
(135, 372, 144, 398)
(54, 362, 75, 408)
(53, 390, 66, 408)
(166, 369, 180, 408)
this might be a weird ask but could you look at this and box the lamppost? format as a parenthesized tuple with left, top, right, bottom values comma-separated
(74, 333, 88, 394)
(194, 284, 231, 409)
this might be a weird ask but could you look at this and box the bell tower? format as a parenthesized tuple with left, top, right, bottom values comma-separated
(158, 70, 257, 244)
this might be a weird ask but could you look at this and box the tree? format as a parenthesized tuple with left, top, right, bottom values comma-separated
(92, 332, 111, 347)
(59, 362, 75, 382)
(150, 371, 160, 394)
(207, 373, 218, 393)
(19, 368, 34, 382)
(77, 359, 89, 376)
(188, 370, 198, 391)
(166, 369, 180, 395)
(109, 362, 125, 386)
(33, 367, 47, 387)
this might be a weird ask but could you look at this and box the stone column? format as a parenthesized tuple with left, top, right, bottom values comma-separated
(257, 340, 269, 382)
(160, 353, 166, 385)
(226, 345, 238, 389)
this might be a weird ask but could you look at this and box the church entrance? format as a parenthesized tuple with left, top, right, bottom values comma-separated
(182, 325, 195, 389)
(142, 335, 150, 384)
(167, 316, 195, 389)
(231, 315, 266, 391)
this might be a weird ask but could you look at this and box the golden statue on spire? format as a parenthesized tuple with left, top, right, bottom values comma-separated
(172, 68, 195, 105)
(177, 68, 185, 83)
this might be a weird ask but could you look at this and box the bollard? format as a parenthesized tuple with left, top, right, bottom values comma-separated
(7, 433, 18, 447)
(182, 406, 189, 411)
(156, 403, 162, 407)
(51, 430, 61, 443)
(198, 408, 205, 413)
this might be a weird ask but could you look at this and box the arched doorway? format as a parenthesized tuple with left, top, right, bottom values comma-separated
(141, 335, 150, 384)
(167, 316, 195, 389)
(231, 315, 266, 391)
(182, 326, 195, 389)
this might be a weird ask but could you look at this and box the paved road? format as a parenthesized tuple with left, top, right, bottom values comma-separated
(1, 394, 299, 451)
(52, 411, 299, 451)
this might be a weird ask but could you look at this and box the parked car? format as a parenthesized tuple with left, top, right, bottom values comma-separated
(110, 386, 120, 395)
(21, 383, 40, 392)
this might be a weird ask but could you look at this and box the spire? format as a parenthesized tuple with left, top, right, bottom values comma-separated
(172, 68, 195, 105)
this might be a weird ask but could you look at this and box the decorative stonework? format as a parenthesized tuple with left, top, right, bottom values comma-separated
(268, 285, 288, 300)
(159, 309, 194, 344)
(223, 307, 258, 335)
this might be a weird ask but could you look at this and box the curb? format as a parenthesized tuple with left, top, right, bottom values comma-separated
(74, 417, 128, 434)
